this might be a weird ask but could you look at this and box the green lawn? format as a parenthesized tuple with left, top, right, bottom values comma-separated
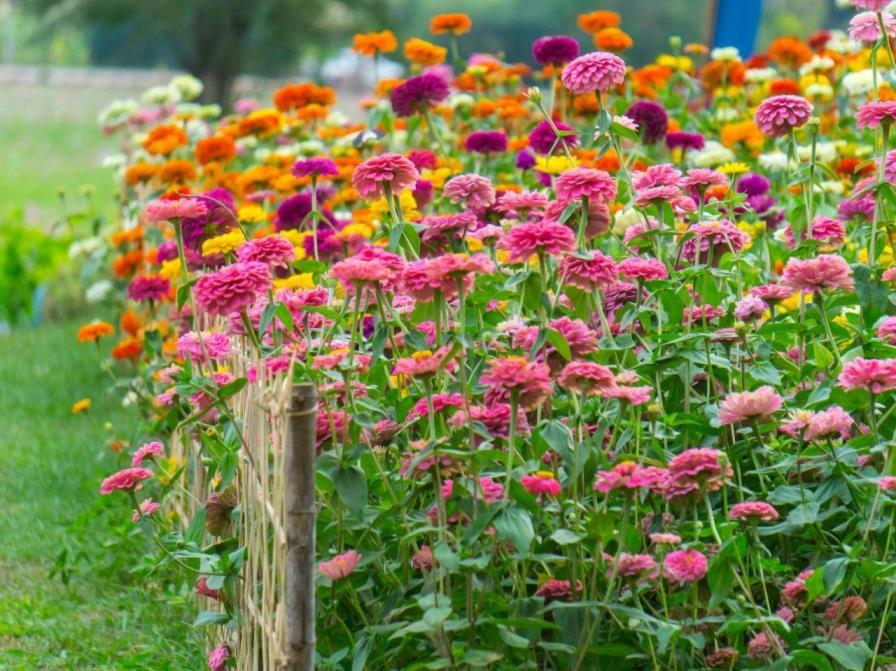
(0, 321, 203, 669)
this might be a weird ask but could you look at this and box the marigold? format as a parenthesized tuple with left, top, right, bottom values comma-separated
(430, 13, 472, 36)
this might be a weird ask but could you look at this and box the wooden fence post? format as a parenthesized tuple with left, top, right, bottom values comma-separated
(285, 383, 317, 671)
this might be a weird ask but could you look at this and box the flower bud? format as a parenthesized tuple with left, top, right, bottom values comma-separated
(526, 87, 543, 104)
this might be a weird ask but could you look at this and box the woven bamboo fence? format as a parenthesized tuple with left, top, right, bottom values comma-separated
(168, 349, 316, 670)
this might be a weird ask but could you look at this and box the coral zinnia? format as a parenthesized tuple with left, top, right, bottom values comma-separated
(352, 153, 420, 199)
(717, 385, 782, 425)
(100, 467, 153, 494)
(781, 254, 854, 293)
(499, 220, 576, 263)
(838, 357, 896, 393)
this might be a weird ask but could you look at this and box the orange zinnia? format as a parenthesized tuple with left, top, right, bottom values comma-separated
(77, 321, 115, 342)
(142, 124, 188, 155)
(767, 36, 812, 68)
(404, 38, 447, 67)
(120, 309, 142, 337)
(352, 30, 398, 56)
(111, 337, 144, 360)
(124, 162, 157, 186)
(578, 10, 621, 34)
(195, 135, 236, 165)
(430, 13, 472, 36)
(594, 27, 632, 52)
(273, 82, 336, 112)
(158, 159, 197, 184)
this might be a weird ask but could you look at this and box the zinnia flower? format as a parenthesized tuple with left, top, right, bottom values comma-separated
(207, 645, 230, 671)
(717, 385, 782, 425)
(554, 167, 617, 203)
(663, 549, 708, 583)
(781, 254, 854, 293)
(729, 501, 780, 522)
(144, 198, 207, 223)
(521, 471, 562, 497)
(558, 251, 618, 289)
(480, 356, 553, 409)
(443, 174, 496, 211)
(499, 220, 576, 263)
(319, 549, 361, 580)
(838, 357, 896, 393)
(856, 100, 896, 128)
(352, 153, 420, 199)
(624, 100, 668, 144)
(754, 94, 813, 137)
(849, 11, 896, 42)
(100, 467, 153, 494)
(194, 261, 271, 317)
(561, 51, 626, 94)
(132, 440, 164, 467)
(528, 119, 578, 155)
(390, 73, 450, 117)
(532, 35, 580, 65)
(127, 275, 170, 303)
(465, 130, 508, 154)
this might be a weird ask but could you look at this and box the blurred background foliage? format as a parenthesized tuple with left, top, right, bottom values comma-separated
(7, 1, 855, 102)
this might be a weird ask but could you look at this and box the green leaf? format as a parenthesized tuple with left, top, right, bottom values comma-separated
(790, 649, 834, 671)
(185, 509, 206, 545)
(545, 328, 571, 361)
(433, 541, 460, 572)
(749, 360, 782, 386)
(817, 641, 872, 671)
(193, 610, 229, 627)
(707, 553, 735, 609)
(550, 529, 583, 545)
(331, 465, 368, 513)
(352, 634, 373, 671)
(493, 506, 534, 555)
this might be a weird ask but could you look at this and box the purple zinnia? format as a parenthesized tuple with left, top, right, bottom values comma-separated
(516, 150, 536, 170)
(275, 192, 337, 232)
(465, 130, 508, 154)
(390, 73, 450, 117)
(292, 157, 339, 178)
(665, 131, 704, 152)
(532, 35, 580, 66)
(737, 173, 771, 197)
(625, 100, 668, 145)
(528, 119, 578, 155)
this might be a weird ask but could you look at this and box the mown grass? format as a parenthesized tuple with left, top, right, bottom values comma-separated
(0, 321, 203, 669)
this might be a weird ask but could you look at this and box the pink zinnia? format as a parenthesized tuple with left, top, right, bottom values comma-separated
(131, 498, 160, 523)
(319, 549, 361, 580)
(717, 385, 782, 425)
(127, 275, 170, 303)
(751, 282, 795, 304)
(498, 220, 576, 263)
(558, 251, 618, 290)
(100, 467, 153, 494)
(557, 361, 616, 394)
(729, 501, 780, 522)
(878, 315, 896, 344)
(236, 235, 295, 266)
(734, 294, 768, 321)
(633, 164, 682, 190)
(617, 256, 667, 282)
(680, 220, 750, 264)
(664, 448, 731, 500)
(535, 578, 580, 600)
(849, 11, 896, 42)
(207, 645, 230, 671)
(838, 357, 896, 393)
(132, 440, 164, 467)
(804, 405, 854, 441)
(782, 254, 854, 293)
(520, 471, 562, 497)
(754, 95, 813, 137)
(784, 216, 846, 248)
(609, 553, 659, 580)
(194, 261, 271, 317)
(561, 51, 626, 94)
(392, 346, 457, 378)
(852, 0, 890, 10)
(443, 174, 496, 211)
(177, 330, 232, 364)
(594, 461, 639, 494)
(879, 476, 896, 490)
(554, 167, 617, 203)
(857, 100, 896, 128)
(144, 197, 208, 223)
(663, 549, 708, 583)
(352, 153, 420, 199)
(480, 356, 553, 409)
(495, 190, 549, 218)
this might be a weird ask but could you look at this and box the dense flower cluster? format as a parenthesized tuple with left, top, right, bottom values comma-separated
(80, 6, 896, 669)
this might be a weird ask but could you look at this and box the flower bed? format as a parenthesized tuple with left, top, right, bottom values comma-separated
(82, 5, 896, 669)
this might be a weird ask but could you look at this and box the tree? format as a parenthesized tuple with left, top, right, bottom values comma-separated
(22, 0, 383, 104)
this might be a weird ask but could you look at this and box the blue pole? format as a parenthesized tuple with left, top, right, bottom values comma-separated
(712, 0, 764, 57)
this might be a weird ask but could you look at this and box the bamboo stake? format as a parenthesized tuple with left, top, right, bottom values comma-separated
(284, 383, 317, 671)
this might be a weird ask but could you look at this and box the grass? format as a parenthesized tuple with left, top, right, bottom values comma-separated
(0, 320, 203, 669)
(0, 83, 141, 220)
